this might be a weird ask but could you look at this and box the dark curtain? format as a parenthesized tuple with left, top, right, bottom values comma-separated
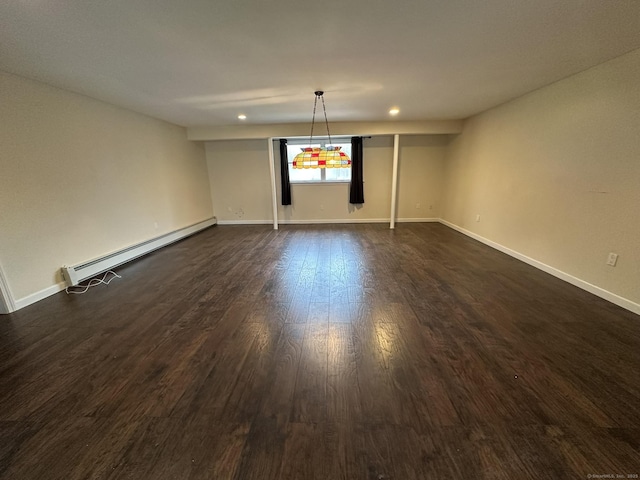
(279, 139, 292, 206)
(349, 136, 364, 204)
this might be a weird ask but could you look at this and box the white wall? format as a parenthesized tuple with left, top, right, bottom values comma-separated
(396, 135, 448, 220)
(205, 135, 448, 224)
(205, 140, 273, 222)
(441, 48, 640, 307)
(0, 71, 213, 304)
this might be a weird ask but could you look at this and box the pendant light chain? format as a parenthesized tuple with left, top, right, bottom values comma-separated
(308, 94, 319, 146)
(308, 91, 332, 147)
(319, 94, 332, 146)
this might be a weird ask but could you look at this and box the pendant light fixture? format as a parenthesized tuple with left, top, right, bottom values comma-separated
(293, 91, 351, 169)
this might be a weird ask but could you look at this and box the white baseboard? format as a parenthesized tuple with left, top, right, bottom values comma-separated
(439, 219, 640, 316)
(279, 218, 389, 225)
(14, 282, 67, 312)
(0, 264, 16, 314)
(396, 217, 439, 223)
(217, 218, 439, 226)
(220, 218, 391, 225)
(216, 219, 273, 225)
(280, 218, 439, 224)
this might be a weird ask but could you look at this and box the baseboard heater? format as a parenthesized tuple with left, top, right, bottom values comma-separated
(61, 217, 217, 287)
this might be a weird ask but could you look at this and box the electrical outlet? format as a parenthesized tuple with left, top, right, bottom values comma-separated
(416, 203, 421, 209)
(476, 214, 481, 222)
(606, 253, 618, 267)
(154, 222, 158, 229)
(429, 205, 433, 210)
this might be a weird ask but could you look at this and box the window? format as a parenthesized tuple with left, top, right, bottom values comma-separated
(287, 141, 351, 183)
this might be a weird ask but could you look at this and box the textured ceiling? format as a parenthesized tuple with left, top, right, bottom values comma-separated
(1, 0, 639, 127)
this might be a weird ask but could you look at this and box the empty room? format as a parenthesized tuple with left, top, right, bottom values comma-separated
(1, 1, 639, 479)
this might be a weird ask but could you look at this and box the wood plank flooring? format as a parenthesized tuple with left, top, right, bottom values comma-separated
(0, 223, 638, 479)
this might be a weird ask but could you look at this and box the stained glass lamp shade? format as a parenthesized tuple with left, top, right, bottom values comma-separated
(293, 146, 351, 169)
(294, 91, 351, 169)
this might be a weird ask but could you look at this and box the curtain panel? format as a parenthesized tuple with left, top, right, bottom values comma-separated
(279, 139, 292, 205)
(349, 136, 364, 204)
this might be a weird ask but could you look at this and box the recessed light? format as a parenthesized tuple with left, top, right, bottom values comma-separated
(238, 114, 247, 120)
(389, 108, 400, 116)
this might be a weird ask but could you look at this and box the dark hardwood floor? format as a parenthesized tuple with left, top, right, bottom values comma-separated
(1, 223, 638, 479)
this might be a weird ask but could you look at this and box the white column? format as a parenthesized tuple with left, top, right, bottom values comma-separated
(0, 264, 16, 314)
(267, 138, 279, 230)
(389, 134, 400, 229)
